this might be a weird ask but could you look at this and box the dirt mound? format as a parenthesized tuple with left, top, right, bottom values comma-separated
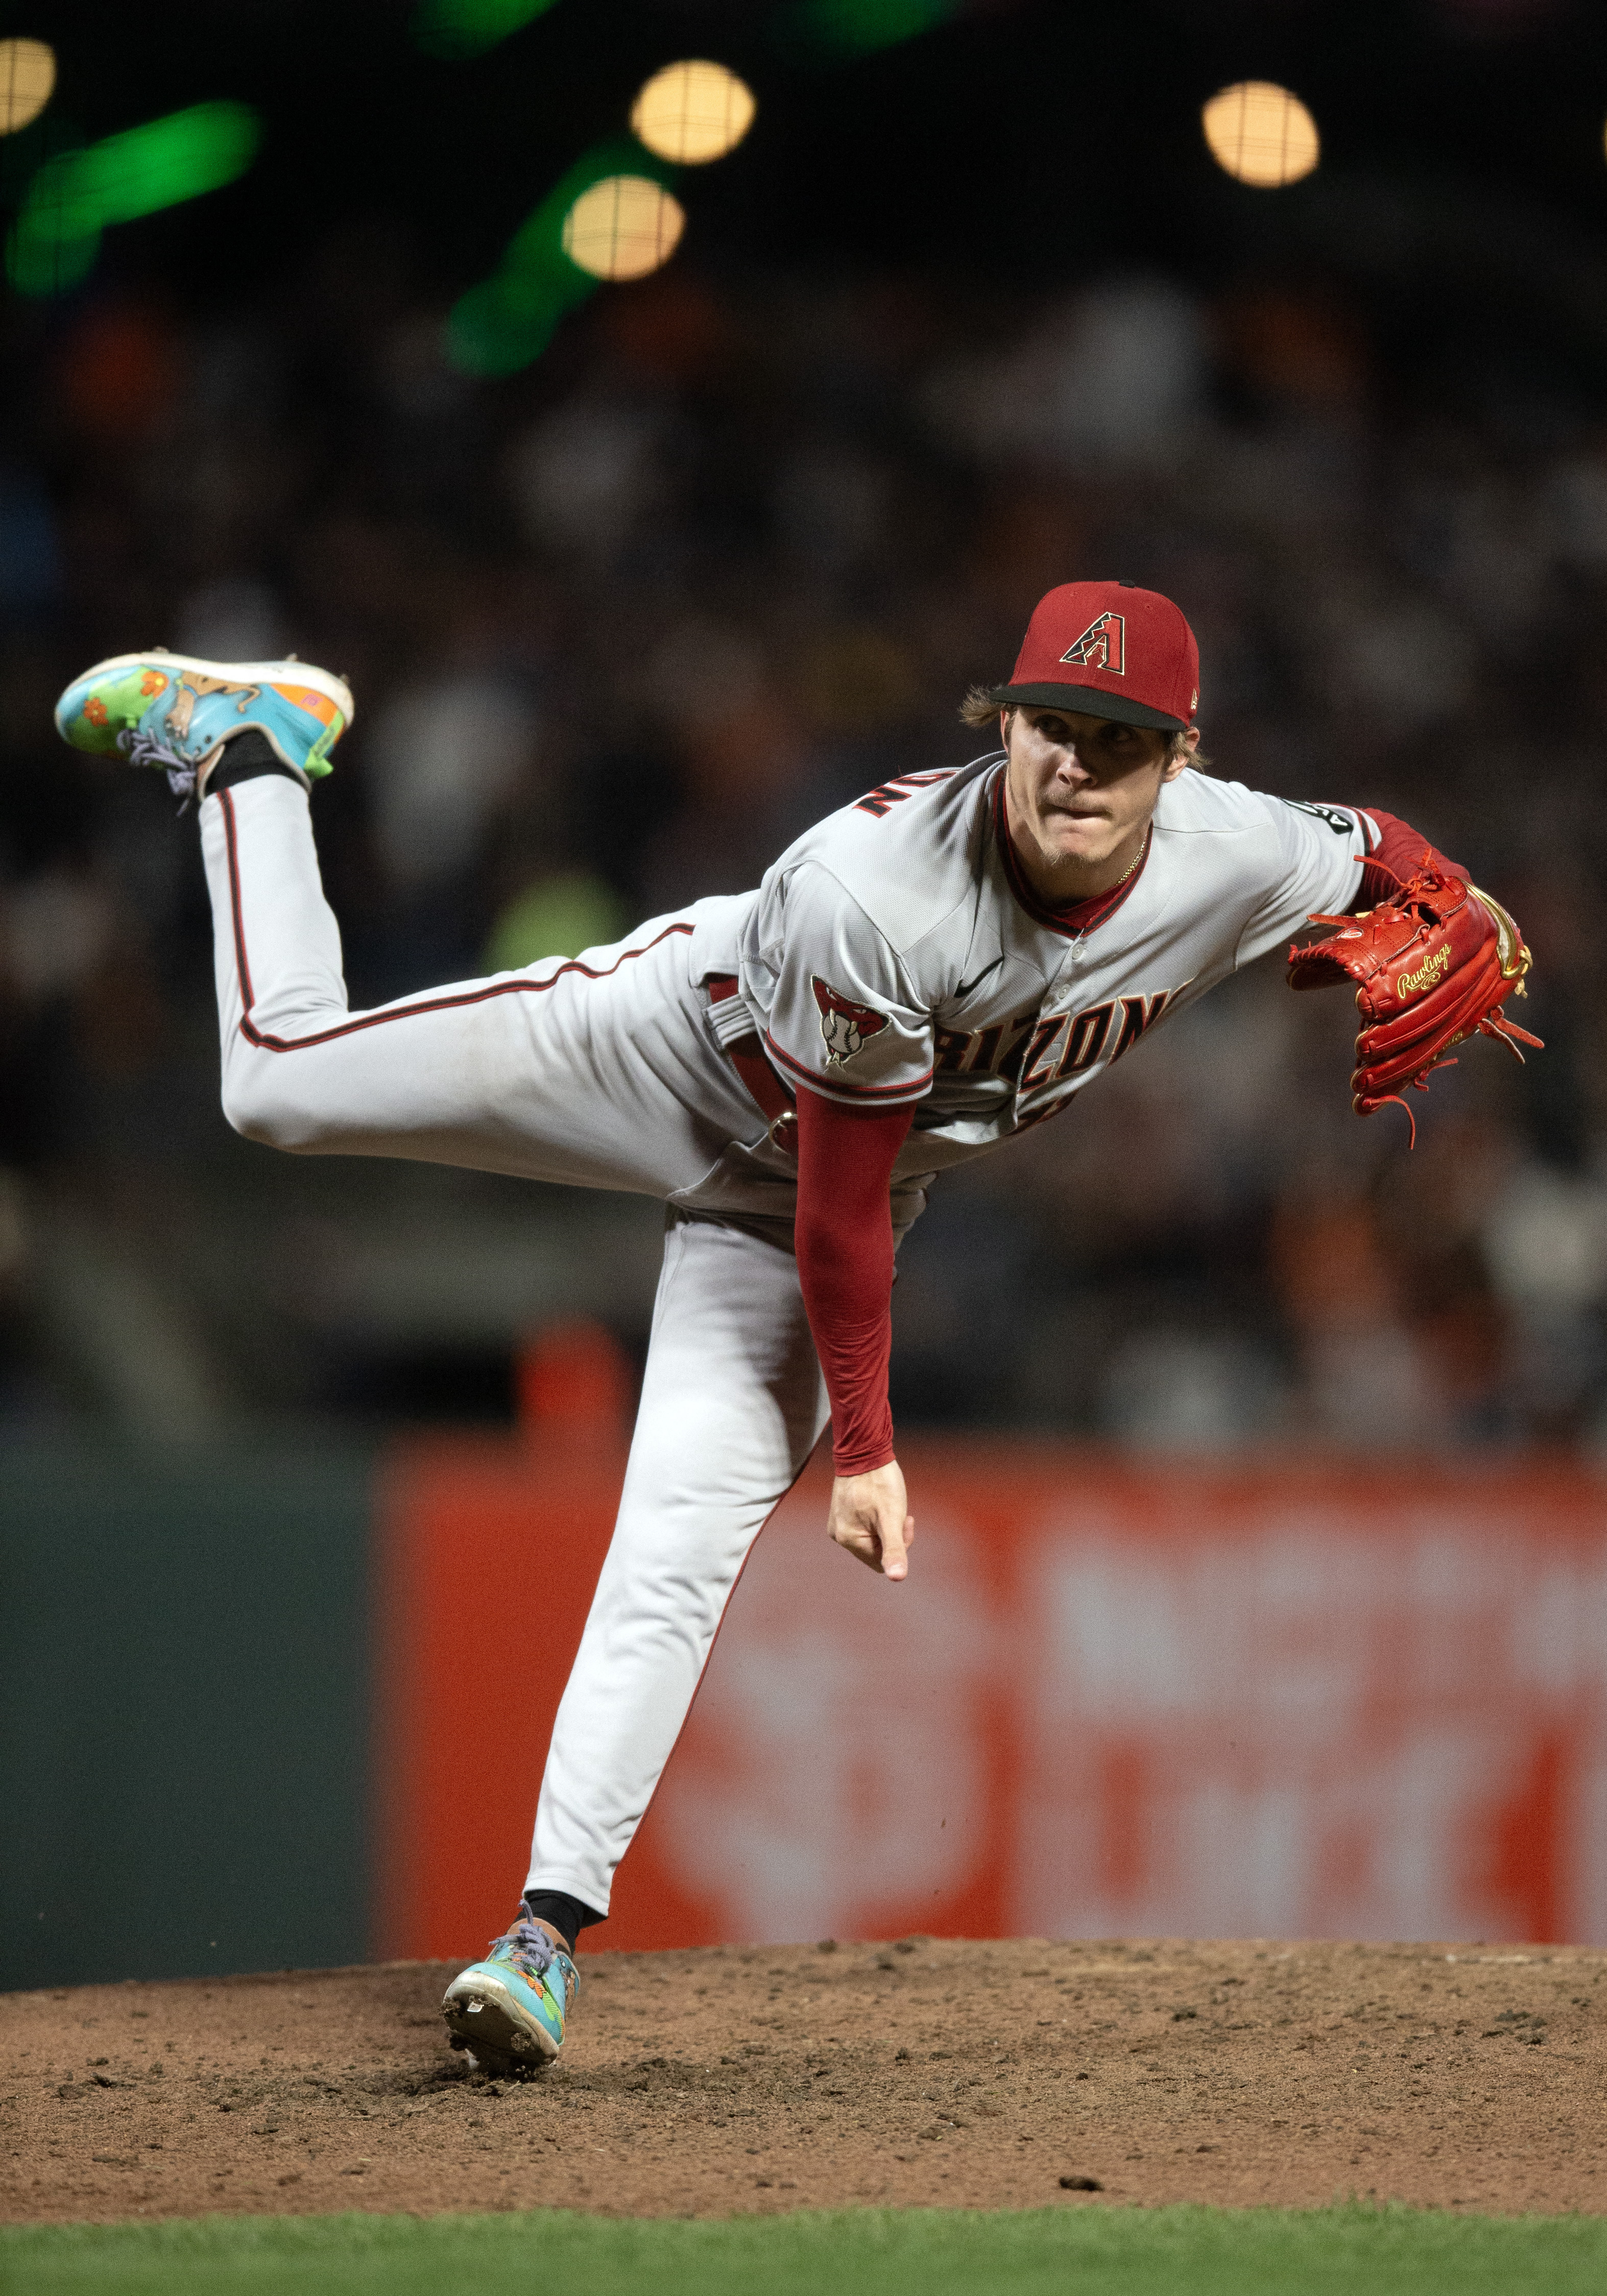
(4, 1938, 1604, 2222)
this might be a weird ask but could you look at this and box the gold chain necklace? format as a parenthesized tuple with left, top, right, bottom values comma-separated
(1109, 835, 1146, 890)
(1066, 828, 1150, 940)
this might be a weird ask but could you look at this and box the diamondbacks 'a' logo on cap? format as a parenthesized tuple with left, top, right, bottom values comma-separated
(1060, 611, 1125, 675)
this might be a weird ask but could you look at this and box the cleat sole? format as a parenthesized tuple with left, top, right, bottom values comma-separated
(441, 1972, 560, 2072)
(65, 651, 355, 727)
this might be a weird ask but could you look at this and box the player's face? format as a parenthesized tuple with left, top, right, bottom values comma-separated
(1003, 706, 1193, 892)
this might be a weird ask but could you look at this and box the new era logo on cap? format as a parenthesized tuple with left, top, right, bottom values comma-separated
(991, 579, 1199, 731)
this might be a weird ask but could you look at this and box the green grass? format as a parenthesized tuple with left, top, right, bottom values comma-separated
(4, 2206, 1605, 2296)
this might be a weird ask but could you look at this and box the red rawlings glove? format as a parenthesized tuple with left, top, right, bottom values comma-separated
(1287, 859, 1542, 1143)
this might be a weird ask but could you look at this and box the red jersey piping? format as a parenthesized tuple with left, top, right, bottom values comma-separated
(221, 786, 692, 1052)
(763, 1028, 932, 1102)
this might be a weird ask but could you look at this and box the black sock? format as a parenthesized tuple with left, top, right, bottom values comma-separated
(521, 1890, 602, 1954)
(206, 729, 302, 792)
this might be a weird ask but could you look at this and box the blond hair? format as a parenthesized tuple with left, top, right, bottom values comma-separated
(961, 687, 1203, 766)
(959, 684, 1008, 729)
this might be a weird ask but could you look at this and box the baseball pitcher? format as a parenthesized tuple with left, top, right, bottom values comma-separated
(55, 581, 1538, 2070)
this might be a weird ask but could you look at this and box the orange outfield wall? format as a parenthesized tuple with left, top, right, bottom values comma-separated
(373, 1440, 1607, 1960)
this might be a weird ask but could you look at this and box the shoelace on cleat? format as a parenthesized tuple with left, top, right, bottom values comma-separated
(494, 1917, 561, 1988)
(493, 1919, 580, 2019)
(120, 726, 202, 802)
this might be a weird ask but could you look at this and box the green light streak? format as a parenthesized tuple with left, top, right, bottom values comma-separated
(6, 101, 259, 298)
(414, 0, 562, 61)
(447, 139, 678, 377)
(6, 212, 97, 297)
(784, 0, 956, 60)
(48, 101, 258, 232)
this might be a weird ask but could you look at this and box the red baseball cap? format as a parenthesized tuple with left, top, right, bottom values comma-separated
(990, 579, 1200, 731)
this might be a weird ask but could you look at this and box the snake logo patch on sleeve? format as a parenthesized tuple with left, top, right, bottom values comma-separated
(811, 977, 891, 1069)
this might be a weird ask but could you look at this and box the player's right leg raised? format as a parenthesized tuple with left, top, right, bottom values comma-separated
(203, 770, 735, 1195)
(57, 650, 756, 1199)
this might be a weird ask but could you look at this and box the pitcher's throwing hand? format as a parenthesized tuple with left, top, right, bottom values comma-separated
(828, 1463, 913, 1580)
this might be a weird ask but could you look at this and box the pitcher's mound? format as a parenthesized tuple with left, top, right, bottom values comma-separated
(5, 1937, 1604, 2221)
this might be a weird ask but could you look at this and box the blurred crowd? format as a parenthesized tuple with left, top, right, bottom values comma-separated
(3, 222, 1606, 1449)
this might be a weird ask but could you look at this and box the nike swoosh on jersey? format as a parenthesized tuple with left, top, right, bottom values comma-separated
(953, 956, 1004, 998)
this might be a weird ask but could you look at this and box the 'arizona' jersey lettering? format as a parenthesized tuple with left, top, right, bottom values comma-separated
(732, 754, 1374, 1184)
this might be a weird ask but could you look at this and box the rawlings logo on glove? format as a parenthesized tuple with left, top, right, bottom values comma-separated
(1397, 946, 1451, 998)
(1287, 860, 1542, 1144)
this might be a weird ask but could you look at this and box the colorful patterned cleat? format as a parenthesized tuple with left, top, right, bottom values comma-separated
(441, 1915, 579, 2074)
(54, 650, 354, 800)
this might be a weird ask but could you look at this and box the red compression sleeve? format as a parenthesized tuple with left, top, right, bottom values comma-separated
(794, 1086, 915, 1478)
(1352, 809, 1467, 911)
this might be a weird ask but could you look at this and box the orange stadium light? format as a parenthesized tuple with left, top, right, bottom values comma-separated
(561, 175, 686, 281)
(1202, 80, 1320, 188)
(0, 37, 55, 134)
(631, 60, 755, 165)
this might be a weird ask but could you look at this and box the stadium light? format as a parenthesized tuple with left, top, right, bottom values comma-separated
(6, 101, 260, 297)
(447, 139, 680, 375)
(447, 55, 732, 377)
(562, 176, 685, 280)
(1202, 81, 1320, 188)
(0, 37, 55, 134)
(631, 61, 755, 165)
(414, 0, 560, 60)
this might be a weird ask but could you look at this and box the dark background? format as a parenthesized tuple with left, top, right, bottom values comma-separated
(5, 0, 1607, 1453)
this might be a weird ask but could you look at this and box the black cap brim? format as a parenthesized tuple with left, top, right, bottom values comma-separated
(988, 681, 1186, 732)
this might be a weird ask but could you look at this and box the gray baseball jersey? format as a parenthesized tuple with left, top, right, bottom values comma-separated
(733, 753, 1377, 1172)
